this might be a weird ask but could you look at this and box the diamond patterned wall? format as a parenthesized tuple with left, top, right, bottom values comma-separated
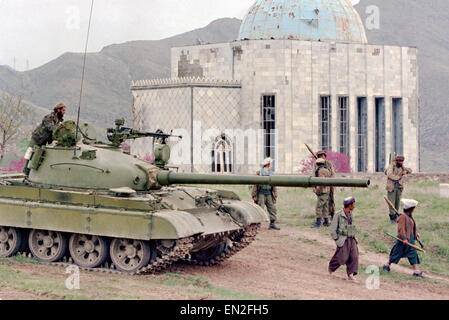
(131, 78, 241, 173)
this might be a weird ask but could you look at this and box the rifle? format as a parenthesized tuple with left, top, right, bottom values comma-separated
(107, 118, 182, 147)
(305, 143, 335, 217)
(305, 144, 318, 159)
(384, 196, 425, 249)
(385, 232, 425, 253)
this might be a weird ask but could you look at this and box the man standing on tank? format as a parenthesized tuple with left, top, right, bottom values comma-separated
(23, 103, 66, 175)
(252, 158, 280, 230)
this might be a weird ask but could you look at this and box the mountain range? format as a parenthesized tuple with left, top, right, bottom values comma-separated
(0, 0, 447, 172)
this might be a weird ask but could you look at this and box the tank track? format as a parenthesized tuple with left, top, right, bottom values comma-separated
(11, 236, 195, 276)
(4, 224, 258, 275)
(182, 223, 259, 266)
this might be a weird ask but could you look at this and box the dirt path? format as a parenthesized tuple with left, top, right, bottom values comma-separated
(0, 286, 48, 300)
(1, 225, 448, 300)
(171, 225, 449, 300)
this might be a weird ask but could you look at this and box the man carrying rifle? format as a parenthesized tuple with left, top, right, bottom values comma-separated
(383, 199, 425, 278)
(312, 157, 333, 228)
(311, 150, 335, 227)
(385, 155, 412, 224)
(252, 158, 280, 230)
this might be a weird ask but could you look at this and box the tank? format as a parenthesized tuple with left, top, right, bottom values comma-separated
(0, 120, 370, 274)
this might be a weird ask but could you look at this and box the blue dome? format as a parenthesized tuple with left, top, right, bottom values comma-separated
(238, 0, 367, 43)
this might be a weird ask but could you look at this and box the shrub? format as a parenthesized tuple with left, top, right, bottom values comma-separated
(1, 158, 26, 172)
(299, 151, 351, 174)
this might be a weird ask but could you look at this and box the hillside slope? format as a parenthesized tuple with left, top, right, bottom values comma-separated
(0, 18, 241, 129)
(356, 0, 449, 171)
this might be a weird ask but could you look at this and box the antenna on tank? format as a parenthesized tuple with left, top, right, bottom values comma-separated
(73, 0, 95, 159)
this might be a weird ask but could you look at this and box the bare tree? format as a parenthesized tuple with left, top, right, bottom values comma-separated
(0, 91, 34, 164)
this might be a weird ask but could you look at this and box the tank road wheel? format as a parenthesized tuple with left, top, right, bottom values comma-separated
(0, 227, 23, 258)
(69, 234, 109, 268)
(191, 241, 228, 265)
(28, 230, 68, 263)
(109, 238, 153, 274)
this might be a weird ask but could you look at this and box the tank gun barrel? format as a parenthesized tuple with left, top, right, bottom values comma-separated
(157, 172, 370, 188)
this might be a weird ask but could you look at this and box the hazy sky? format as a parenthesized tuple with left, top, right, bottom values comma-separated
(0, 0, 255, 71)
(0, 0, 362, 71)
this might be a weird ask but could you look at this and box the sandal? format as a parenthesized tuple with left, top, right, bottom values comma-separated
(413, 272, 425, 279)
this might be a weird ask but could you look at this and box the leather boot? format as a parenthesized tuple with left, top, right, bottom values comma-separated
(323, 218, 330, 227)
(312, 219, 321, 228)
(269, 221, 280, 230)
(389, 214, 398, 224)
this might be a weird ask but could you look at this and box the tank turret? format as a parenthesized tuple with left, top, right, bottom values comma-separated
(25, 120, 370, 191)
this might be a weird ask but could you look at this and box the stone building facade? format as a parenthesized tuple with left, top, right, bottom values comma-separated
(131, 0, 419, 174)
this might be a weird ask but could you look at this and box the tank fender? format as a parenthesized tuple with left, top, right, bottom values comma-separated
(221, 200, 269, 227)
(151, 210, 205, 239)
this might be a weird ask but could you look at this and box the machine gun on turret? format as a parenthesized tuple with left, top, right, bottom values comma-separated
(106, 118, 182, 148)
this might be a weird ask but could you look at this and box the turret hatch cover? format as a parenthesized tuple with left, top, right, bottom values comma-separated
(109, 187, 137, 197)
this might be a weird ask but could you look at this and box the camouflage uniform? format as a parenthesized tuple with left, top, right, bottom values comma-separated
(313, 159, 335, 218)
(23, 112, 62, 175)
(251, 168, 278, 226)
(30, 112, 62, 147)
(313, 161, 332, 227)
(385, 162, 412, 222)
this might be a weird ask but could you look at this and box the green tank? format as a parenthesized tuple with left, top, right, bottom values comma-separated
(0, 120, 370, 274)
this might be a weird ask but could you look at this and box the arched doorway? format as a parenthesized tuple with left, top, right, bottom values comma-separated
(211, 134, 233, 174)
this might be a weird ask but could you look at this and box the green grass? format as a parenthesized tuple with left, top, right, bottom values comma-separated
(298, 237, 318, 245)
(156, 273, 267, 300)
(358, 264, 445, 286)
(0, 257, 268, 300)
(216, 181, 449, 278)
(0, 264, 90, 299)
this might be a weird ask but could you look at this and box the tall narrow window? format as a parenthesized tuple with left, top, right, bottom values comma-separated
(338, 96, 349, 156)
(357, 97, 368, 172)
(392, 98, 404, 155)
(375, 98, 386, 172)
(320, 96, 331, 151)
(211, 135, 233, 174)
(262, 95, 276, 161)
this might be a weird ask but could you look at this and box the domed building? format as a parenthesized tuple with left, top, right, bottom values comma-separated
(131, 0, 419, 174)
(238, 0, 367, 43)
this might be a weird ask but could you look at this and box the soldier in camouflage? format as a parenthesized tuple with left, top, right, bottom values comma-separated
(312, 157, 333, 228)
(385, 155, 412, 224)
(23, 103, 66, 175)
(252, 158, 280, 230)
(312, 150, 336, 220)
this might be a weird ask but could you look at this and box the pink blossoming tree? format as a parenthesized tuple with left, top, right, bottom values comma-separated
(299, 151, 351, 174)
